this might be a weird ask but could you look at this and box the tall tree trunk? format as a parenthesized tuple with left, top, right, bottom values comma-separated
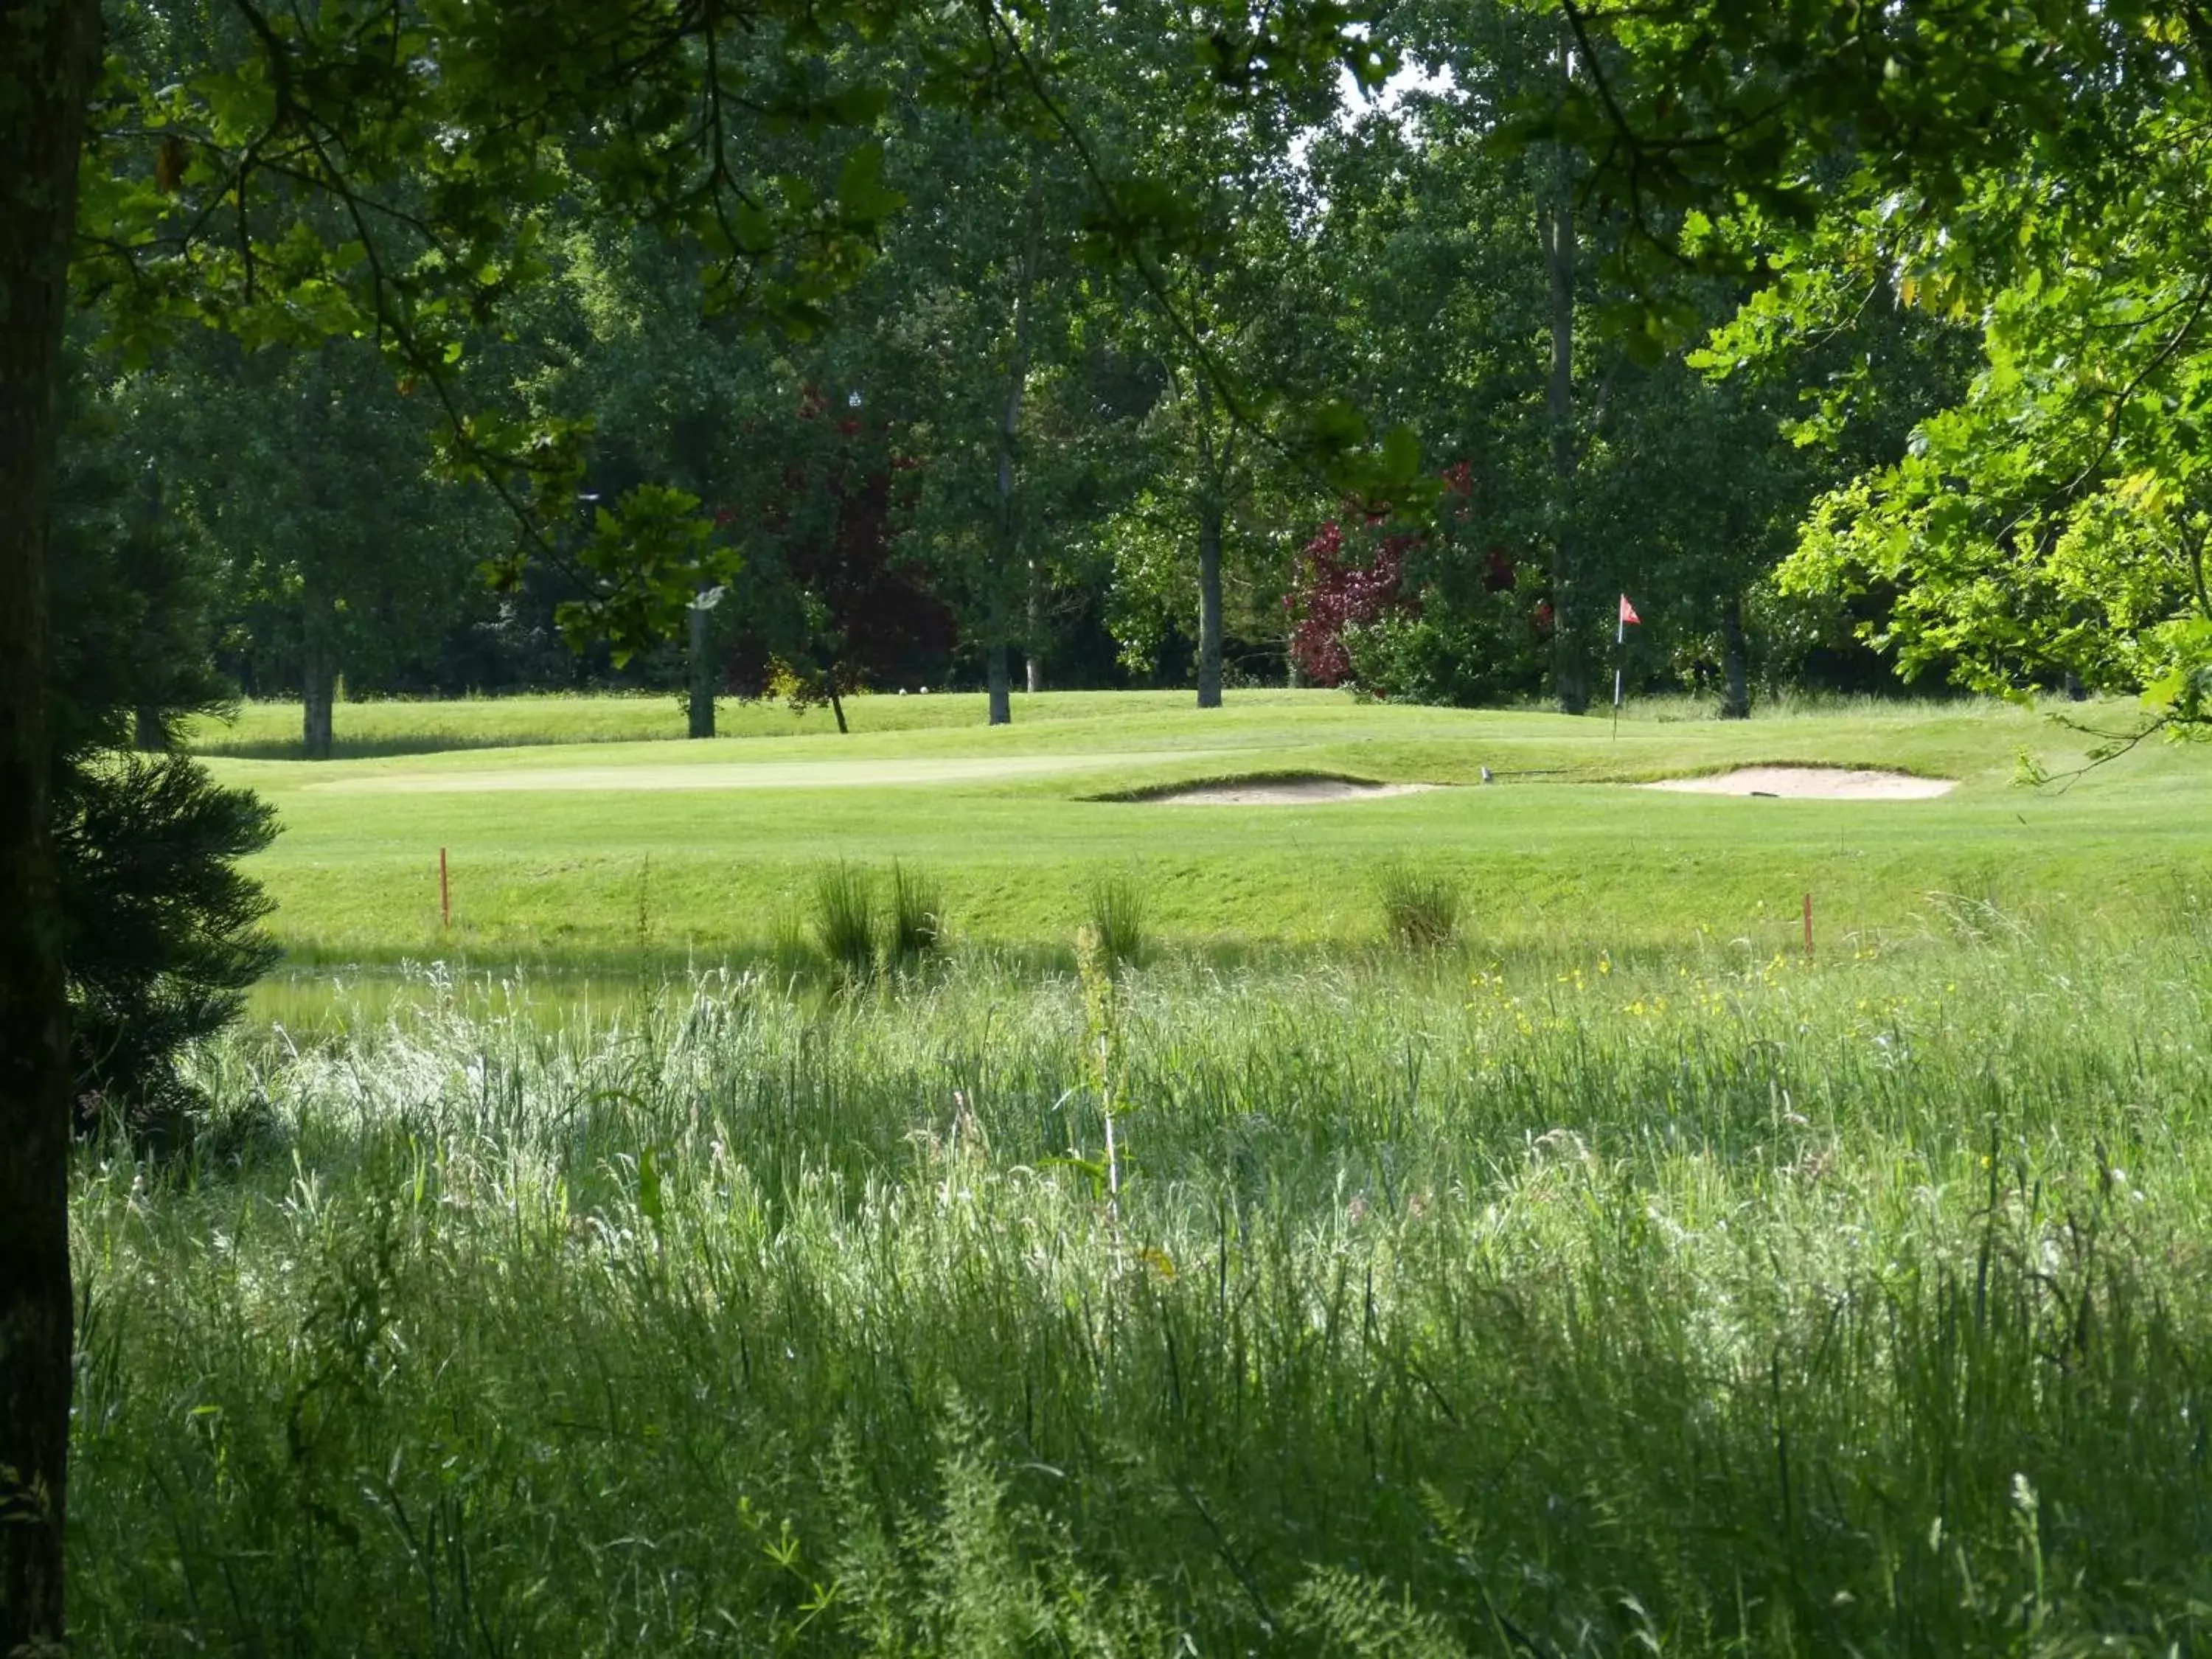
(1196, 495, 1225, 708)
(990, 230, 1034, 729)
(1023, 559, 1043, 693)
(990, 333, 1027, 728)
(1719, 594, 1750, 720)
(299, 352, 339, 760)
(301, 597, 337, 761)
(1, 6, 102, 1652)
(687, 595, 716, 738)
(987, 641, 1012, 726)
(131, 464, 167, 750)
(1193, 372, 1228, 711)
(1543, 58, 1586, 716)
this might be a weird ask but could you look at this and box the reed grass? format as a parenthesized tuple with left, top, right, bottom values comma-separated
(1375, 859, 1461, 948)
(887, 859, 945, 966)
(68, 931, 2212, 1655)
(1085, 869, 1149, 972)
(808, 859, 878, 978)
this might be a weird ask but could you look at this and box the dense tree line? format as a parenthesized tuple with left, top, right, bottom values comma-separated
(66, 0, 1983, 764)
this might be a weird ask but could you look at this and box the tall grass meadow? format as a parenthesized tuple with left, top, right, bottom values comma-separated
(70, 930, 2212, 1654)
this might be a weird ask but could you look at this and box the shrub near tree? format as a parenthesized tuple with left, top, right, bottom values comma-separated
(47, 372, 279, 1145)
(1290, 466, 1544, 704)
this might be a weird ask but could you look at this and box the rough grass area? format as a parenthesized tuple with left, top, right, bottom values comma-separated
(73, 933, 2212, 1654)
(190, 692, 2212, 964)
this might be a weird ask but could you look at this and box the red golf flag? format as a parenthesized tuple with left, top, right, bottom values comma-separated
(1618, 594, 1641, 625)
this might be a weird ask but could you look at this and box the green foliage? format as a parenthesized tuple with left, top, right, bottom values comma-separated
(49, 366, 279, 1141)
(55, 754, 279, 1143)
(1374, 860, 1459, 950)
(1340, 602, 1535, 709)
(563, 484, 728, 666)
(1551, 0, 2212, 737)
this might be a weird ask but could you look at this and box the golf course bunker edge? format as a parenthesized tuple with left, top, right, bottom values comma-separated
(1125, 773, 1442, 807)
(1638, 765, 1956, 800)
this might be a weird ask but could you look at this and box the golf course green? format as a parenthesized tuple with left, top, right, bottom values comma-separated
(194, 689, 2211, 967)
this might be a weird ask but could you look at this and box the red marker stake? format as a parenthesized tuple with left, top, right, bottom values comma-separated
(440, 846, 451, 930)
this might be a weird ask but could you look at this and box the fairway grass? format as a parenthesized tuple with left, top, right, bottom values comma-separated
(197, 691, 2212, 970)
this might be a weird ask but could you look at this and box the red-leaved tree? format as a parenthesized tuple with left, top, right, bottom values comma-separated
(1287, 466, 1486, 687)
(1287, 518, 1412, 686)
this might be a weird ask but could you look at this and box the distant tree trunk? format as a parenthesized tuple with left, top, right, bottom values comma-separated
(131, 465, 168, 750)
(1719, 594, 1750, 720)
(687, 595, 716, 738)
(990, 238, 1034, 730)
(1196, 495, 1225, 709)
(828, 686, 849, 734)
(301, 603, 337, 761)
(1543, 42, 1586, 717)
(987, 641, 1012, 726)
(0, 6, 101, 1652)
(299, 352, 338, 760)
(1024, 559, 1043, 692)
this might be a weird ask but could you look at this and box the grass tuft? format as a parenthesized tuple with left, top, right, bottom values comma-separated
(1375, 861, 1460, 950)
(808, 861, 878, 978)
(888, 860, 945, 965)
(1085, 870, 1147, 973)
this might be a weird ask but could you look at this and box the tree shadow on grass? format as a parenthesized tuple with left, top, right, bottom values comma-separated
(190, 731, 583, 762)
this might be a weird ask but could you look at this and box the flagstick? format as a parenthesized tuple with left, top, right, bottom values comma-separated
(1611, 606, 1626, 739)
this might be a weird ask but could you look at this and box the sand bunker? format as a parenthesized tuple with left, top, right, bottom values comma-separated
(1145, 776, 1439, 807)
(1640, 766, 1955, 800)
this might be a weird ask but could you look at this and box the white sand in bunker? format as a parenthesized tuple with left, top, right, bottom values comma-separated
(1639, 766, 1955, 800)
(1145, 777, 1441, 807)
(309, 750, 1238, 794)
